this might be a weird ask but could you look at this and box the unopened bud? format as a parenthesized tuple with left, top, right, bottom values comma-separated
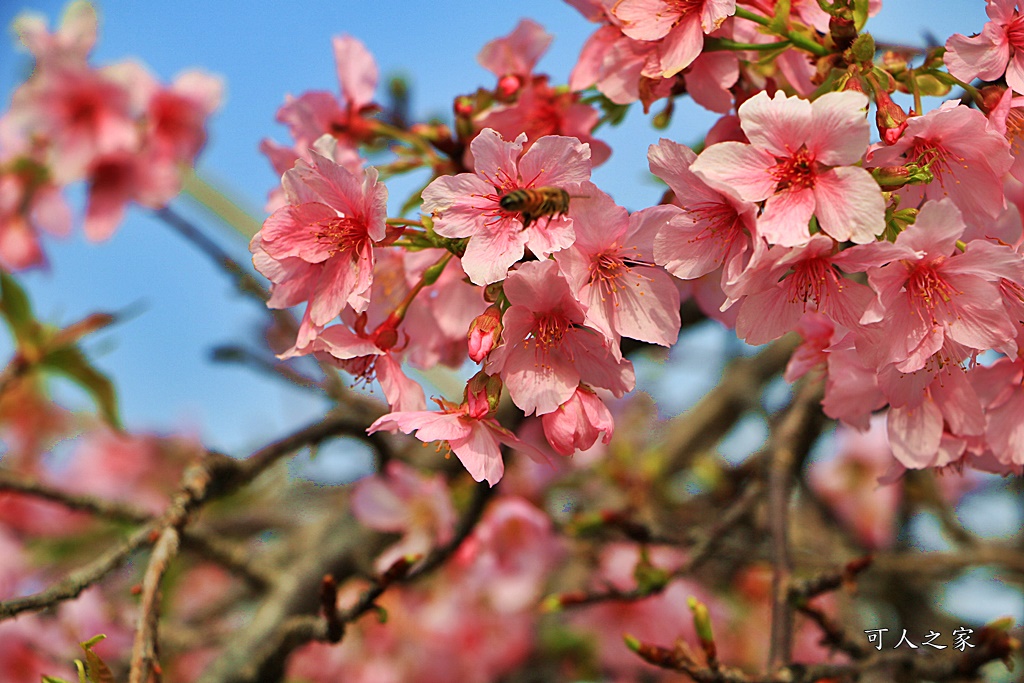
(454, 95, 474, 118)
(496, 74, 521, 99)
(871, 164, 931, 190)
(874, 89, 908, 145)
(467, 304, 503, 362)
(979, 85, 1008, 115)
(829, 12, 856, 51)
(850, 33, 875, 63)
(465, 370, 502, 417)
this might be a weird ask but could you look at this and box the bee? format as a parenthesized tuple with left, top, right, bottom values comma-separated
(499, 186, 571, 229)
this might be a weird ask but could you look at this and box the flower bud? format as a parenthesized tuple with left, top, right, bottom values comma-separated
(467, 304, 503, 362)
(541, 385, 614, 456)
(496, 74, 521, 100)
(464, 370, 502, 418)
(454, 95, 474, 118)
(874, 89, 908, 145)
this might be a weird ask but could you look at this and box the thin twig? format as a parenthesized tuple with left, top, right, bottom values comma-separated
(0, 412, 384, 623)
(555, 482, 763, 609)
(129, 526, 179, 683)
(210, 344, 324, 391)
(765, 377, 826, 672)
(0, 473, 152, 524)
(0, 523, 156, 620)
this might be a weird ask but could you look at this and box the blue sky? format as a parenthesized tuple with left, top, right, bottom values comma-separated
(0, 0, 990, 456)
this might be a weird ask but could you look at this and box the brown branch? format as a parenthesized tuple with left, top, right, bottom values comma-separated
(555, 482, 763, 609)
(872, 544, 1024, 577)
(0, 522, 156, 620)
(0, 472, 152, 524)
(765, 377, 826, 672)
(129, 526, 179, 683)
(179, 531, 273, 590)
(210, 344, 325, 392)
(197, 480, 495, 683)
(630, 620, 1017, 682)
(0, 412, 383, 623)
(0, 472, 272, 589)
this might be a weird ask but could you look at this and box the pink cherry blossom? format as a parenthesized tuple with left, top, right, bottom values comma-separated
(352, 461, 456, 571)
(869, 103, 1013, 233)
(613, 0, 736, 77)
(274, 35, 378, 153)
(730, 234, 875, 345)
(299, 320, 427, 413)
(0, 169, 70, 270)
(7, 63, 138, 183)
(553, 183, 680, 347)
(647, 138, 759, 298)
(808, 416, 900, 549)
(453, 496, 563, 612)
(975, 357, 1024, 471)
(145, 71, 223, 163)
(253, 140, 388, 328)
(847, 200, 1021, 373)
(12, 0, 97, 66)
(569, 24, 662, 105)
(474, 77, 612, 166)
(421, 128, 591, 285)
(945, 0, 1024, 93)
(691, 90, 885, 247)
(486, 259, 635, 416)
(477, 19, 552, 78)
(367, 401, 551, 486)
(540, 384, 615, 456)
(886, 365, 985, 470)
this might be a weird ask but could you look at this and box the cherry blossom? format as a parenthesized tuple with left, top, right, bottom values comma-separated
(540, 384, 615, 456)
(945, 0, 1024, 93)
(486, 259, 635, 416)
(553, 182, 681, 347)
(421, 128, 591, 284)
(367, 400, 551, 486)
(252, 137, 389, 329)
(869, 102, 1013, 230)
(612, 0, 736, 78)
(691, 90, 885, 247)
(847, 200, 1021, 374)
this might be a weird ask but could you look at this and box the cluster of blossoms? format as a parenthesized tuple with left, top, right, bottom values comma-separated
(0, 0, 220, 269)
(252, 1, 1024, 485)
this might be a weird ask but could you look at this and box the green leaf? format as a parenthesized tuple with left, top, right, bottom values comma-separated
(79, 634, 107, 651)
(40, 347, 121, 429)
(0, 271, 37, 344)
(914, 73, 951, 97)
(83, 650, 114, 683)
(853, 0, 870, 30)
(78, 635, 114, 683)
(41, 676, 73, 683)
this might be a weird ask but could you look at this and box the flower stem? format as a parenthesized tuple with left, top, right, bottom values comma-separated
(734, 7, 830, 57)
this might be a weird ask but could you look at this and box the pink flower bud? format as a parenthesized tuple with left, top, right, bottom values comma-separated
(874, 89, 908, 145)
(467, 304, 503, 363)
(497, 74, 521, 99)
(541, 386, 614, 456)
(454, 96, 474, 118)
(465, 370, 502, 418)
